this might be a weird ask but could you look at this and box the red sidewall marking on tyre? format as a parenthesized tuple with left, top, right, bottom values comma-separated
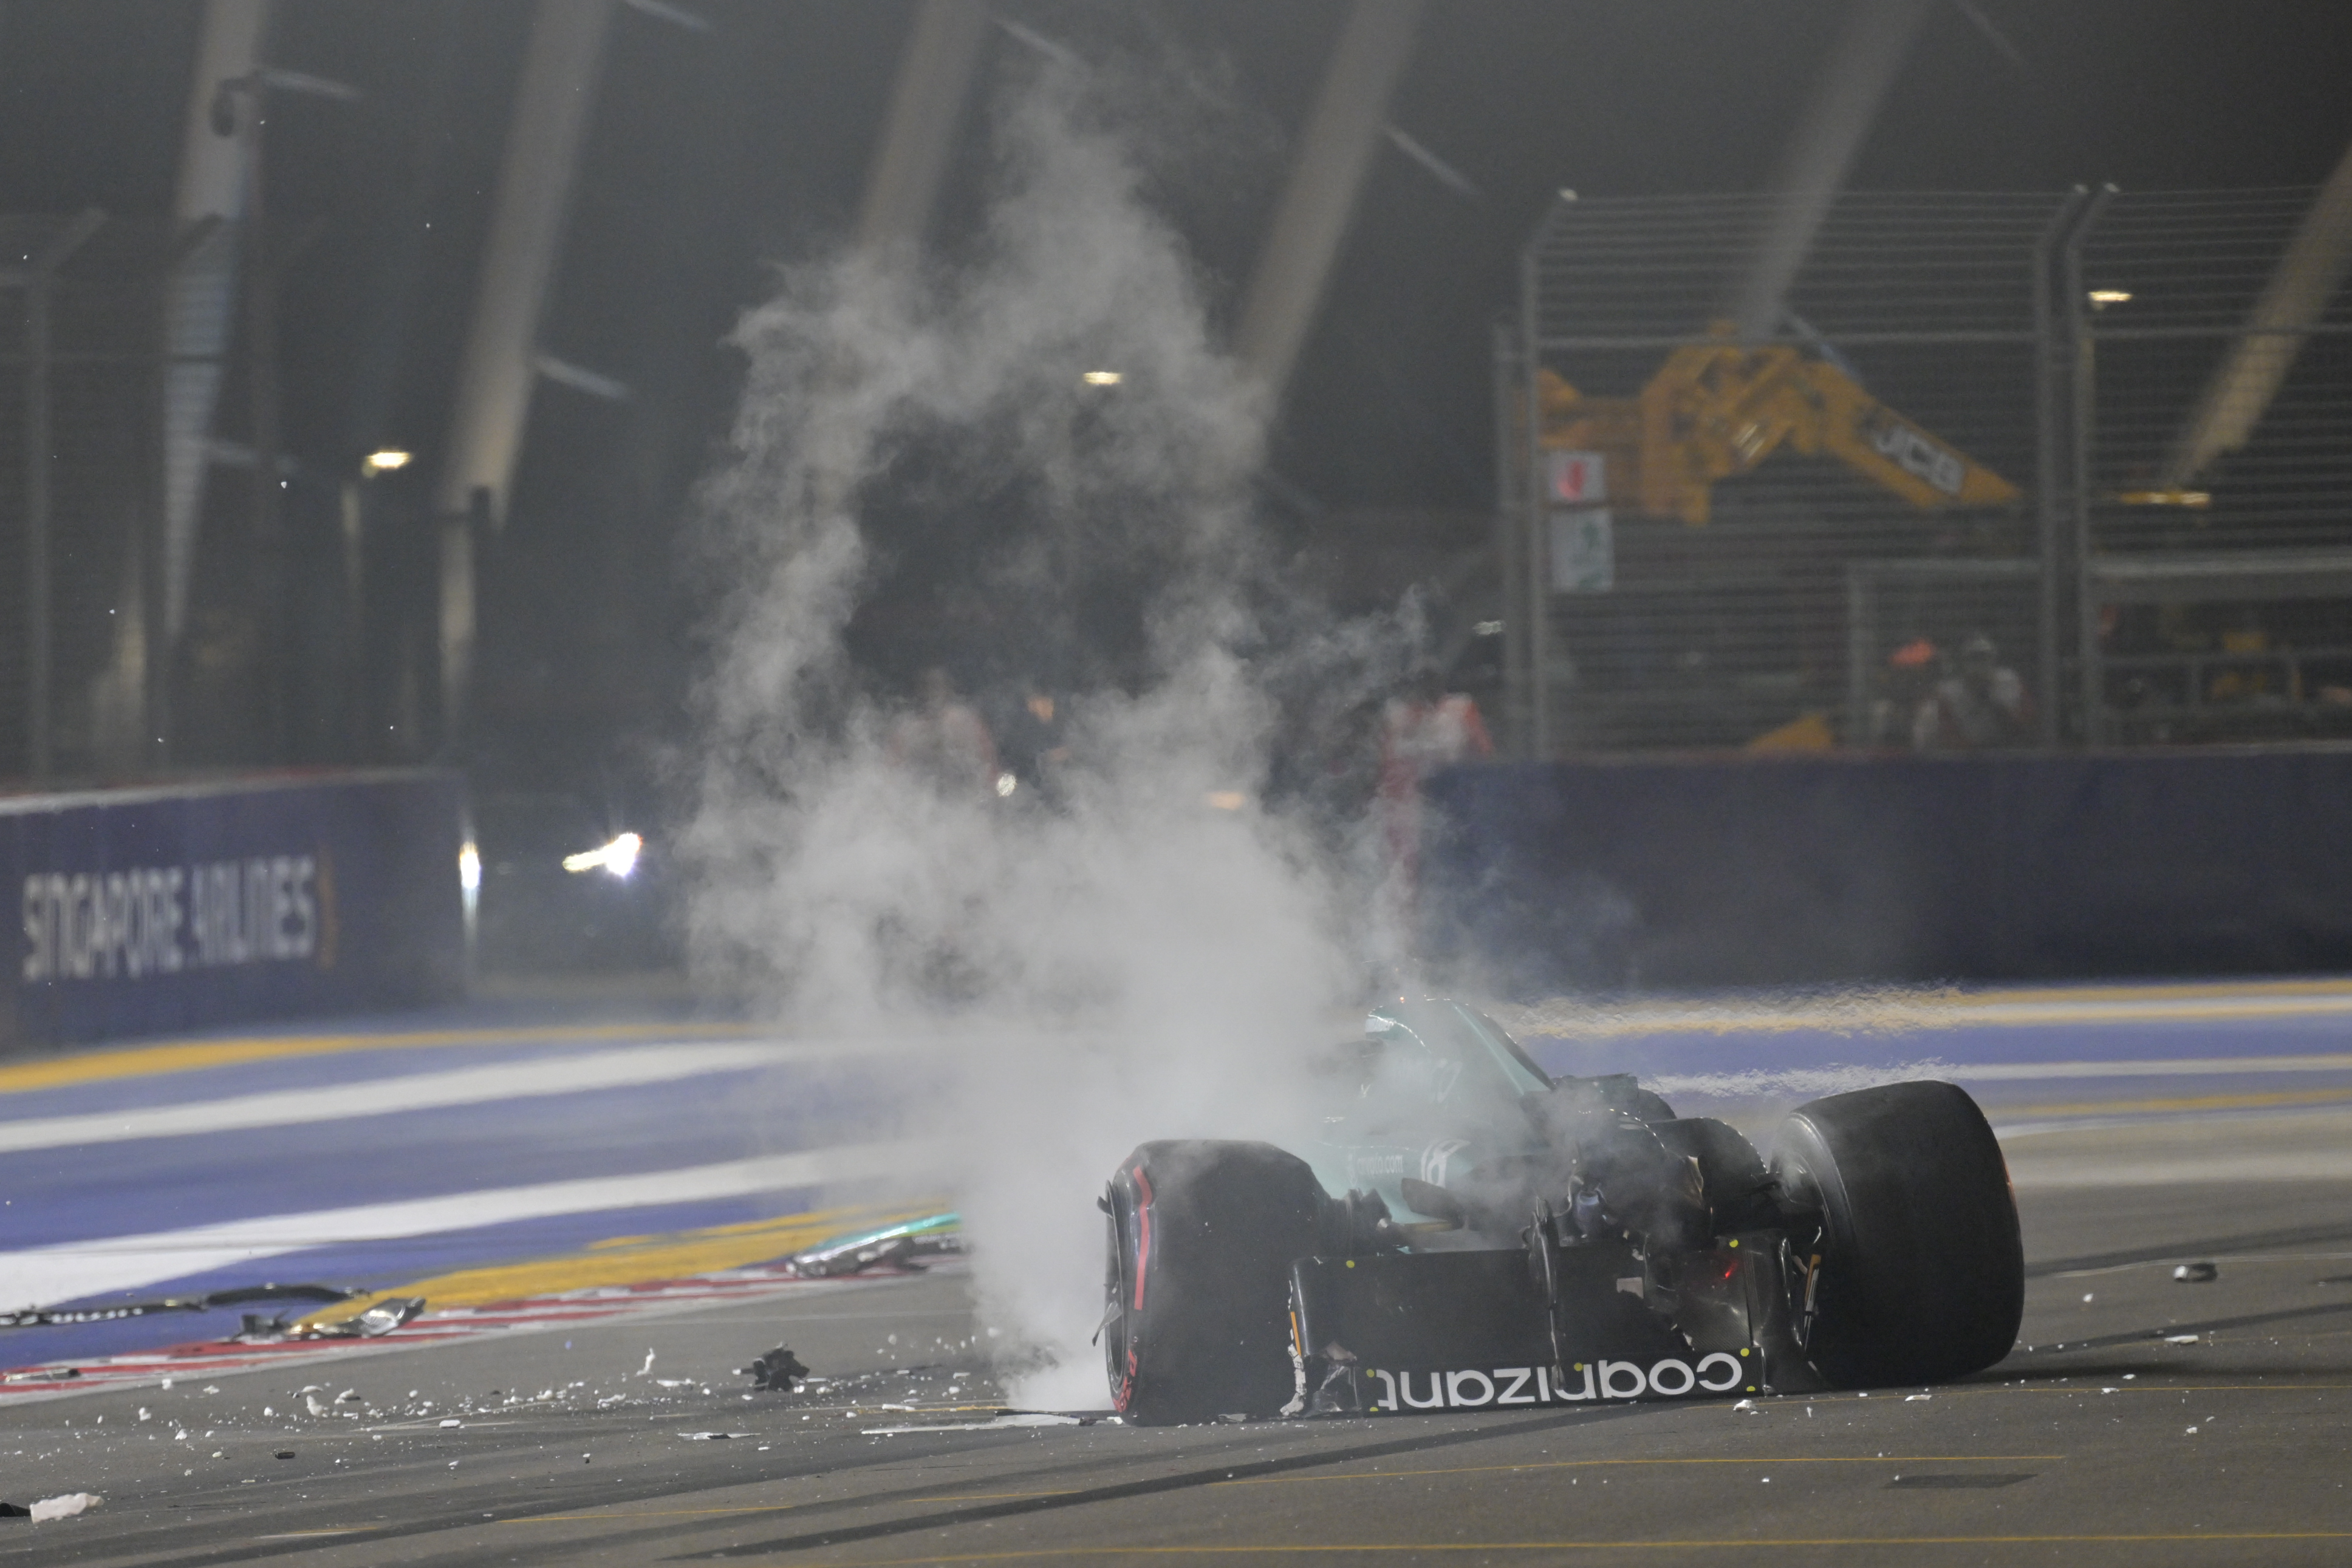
(1130, 1166, 1154, 1311)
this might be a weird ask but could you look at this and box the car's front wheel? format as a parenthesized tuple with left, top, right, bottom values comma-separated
(1102, 1140, 1324, 1425)
(1771, 1081, 2024, 1387)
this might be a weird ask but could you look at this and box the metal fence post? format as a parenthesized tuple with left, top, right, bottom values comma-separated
(1520, 229, 1550, 759)
(1845, 564, 1873, 744)
(1490, 320, 1527, 757)
(2065, 185, 2117, 745)
(2032, 188, 2091, 746)
(25, 267, 53, 778)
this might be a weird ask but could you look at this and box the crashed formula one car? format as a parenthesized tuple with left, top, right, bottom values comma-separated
(1100, 1000, 2022, 1424)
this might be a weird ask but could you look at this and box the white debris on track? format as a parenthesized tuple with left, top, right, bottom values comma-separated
(864, 1413, 1085, 1436)
(28, 1493, 102, 1521)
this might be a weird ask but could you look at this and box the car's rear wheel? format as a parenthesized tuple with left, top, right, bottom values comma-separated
(1102, 1140, 1324, 1425)
(1771, 1081, 2023, 1387)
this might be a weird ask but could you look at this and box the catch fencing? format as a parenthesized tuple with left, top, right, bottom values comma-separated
(0, 210, 442, 787)
(0, 213, 166, 781)
(1497, 182, 2352, 756)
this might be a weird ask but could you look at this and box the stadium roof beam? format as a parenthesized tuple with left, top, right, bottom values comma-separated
(1729, 0, 1935, 341)
(1233, 0, 1425, 411)
(434, 0, 616, 748)
(2160, 137, 2352, 488)
(436, 0, 615, 528)
(856, 0, 990, 256)
(162, 0, 272, 661)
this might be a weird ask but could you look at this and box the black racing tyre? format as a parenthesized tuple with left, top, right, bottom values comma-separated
(1624, 1087, 1678, 1125)
(1771, 1081, 2023, 1388)
(1102, 1140, 1324, 1425)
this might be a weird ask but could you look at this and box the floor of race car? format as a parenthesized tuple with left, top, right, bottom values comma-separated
(12, 985, 2352, 1565)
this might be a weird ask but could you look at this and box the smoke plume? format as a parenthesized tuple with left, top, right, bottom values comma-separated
(687, 63, 1394, 1406)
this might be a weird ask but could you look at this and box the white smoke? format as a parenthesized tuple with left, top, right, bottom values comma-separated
(687, 65, 1395, 1407)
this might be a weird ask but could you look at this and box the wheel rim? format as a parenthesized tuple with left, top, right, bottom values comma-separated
(1103, 1192, 1140, 1407)
(1770, 1147, 1831, 1355)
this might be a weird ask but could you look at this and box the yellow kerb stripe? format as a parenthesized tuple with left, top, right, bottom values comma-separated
(0, 1021, 759, 1097)
(295, 1201, 952, 1324)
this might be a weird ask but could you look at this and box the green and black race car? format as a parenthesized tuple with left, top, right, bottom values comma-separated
(1100, 998, 2022, 1425)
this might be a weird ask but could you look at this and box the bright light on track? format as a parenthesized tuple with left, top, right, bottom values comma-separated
(563, 832, 642, 879)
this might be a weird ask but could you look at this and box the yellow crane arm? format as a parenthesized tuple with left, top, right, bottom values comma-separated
(1537, 338, 2020, 524)
(1788, 355, 2020, 512)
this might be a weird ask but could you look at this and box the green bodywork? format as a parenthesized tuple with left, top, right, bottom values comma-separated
(1302, 1000, 1559, 1230)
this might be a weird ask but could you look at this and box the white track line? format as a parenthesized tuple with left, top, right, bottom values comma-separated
(1645, 1053, 2352, 1101)
(2, 1139, 922, 1311)
(1509, 992, 2352, 1038)
(1953, 1053, 2352, 1081)
(0, 1043, 830, 1155)
(2009, 1150, 2352, 1187)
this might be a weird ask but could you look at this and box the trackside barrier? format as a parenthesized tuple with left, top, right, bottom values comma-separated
(3, 769, 468, 1053)
(1421, 748, 2352, 992)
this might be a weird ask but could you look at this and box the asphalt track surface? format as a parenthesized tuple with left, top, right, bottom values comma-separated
(9, 980, 2352, 1564)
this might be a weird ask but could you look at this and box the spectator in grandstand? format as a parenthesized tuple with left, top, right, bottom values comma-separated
(1912, 632, 2032, 749)
(1373, 666, 1495, 967)
(1869, 635, 1940, 747)
(995, 683, 1072, 804)
(888, 667, 1001, 796)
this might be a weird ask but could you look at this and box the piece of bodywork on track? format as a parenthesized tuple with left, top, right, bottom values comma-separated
(1100, 998, 2024, 1425)
(742, 1345, 810, 1391)
(233, 1294, 426, 1343)
(1, 1283, 357, 1332)
(786, 1214, 963, 1278)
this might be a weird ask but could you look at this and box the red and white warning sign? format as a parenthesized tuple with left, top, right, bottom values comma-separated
(1547, 450, 1606, 505)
